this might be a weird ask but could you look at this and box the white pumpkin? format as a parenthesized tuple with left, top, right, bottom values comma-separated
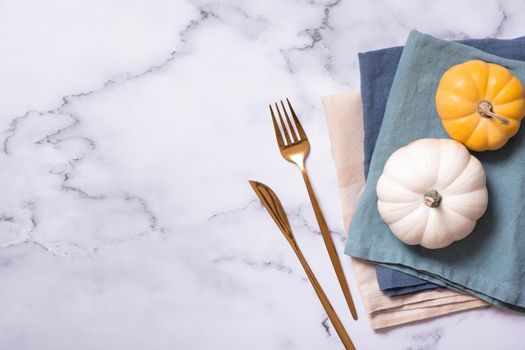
(376, 138, 488, 249)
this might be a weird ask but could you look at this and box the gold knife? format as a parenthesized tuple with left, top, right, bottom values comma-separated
(249, 180, 357, 350)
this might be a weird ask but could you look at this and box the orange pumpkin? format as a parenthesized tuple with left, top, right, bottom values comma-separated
(435, 60, 525, 151)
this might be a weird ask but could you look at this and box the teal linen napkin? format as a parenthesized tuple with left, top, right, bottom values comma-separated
(346, 30, 525, 311)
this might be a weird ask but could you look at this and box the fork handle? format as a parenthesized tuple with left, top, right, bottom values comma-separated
(301, 168, 359, 321)
(288, 240, 357, 350)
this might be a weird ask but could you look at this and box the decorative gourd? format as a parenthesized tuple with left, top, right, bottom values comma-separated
(376, 138, 488, 249)
(436, 60, 525, 151)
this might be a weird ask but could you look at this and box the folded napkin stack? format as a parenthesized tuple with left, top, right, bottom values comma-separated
(347, 31, 525, 311)
(359, 33, 525, 298)
(322, 31, 525, 328)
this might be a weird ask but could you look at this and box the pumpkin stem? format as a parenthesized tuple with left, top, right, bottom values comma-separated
(478, 100, 510, 125)
(424, 189, 442, 208)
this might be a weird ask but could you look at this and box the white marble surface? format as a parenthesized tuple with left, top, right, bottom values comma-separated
(1, 0, 525, 349)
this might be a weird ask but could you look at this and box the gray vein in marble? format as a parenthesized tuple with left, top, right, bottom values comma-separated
(321, 316, 331, 337)
(407, 328, 443, 350)
(199, 3, 269, 40)
(40, 112, 105, 200)
(180, 8, 216, 43)
(35, 112, 95, 151)
(0, 215, 15, 223)
(296, 0, 341, 50)
(124, 194, 162, 233)
(0, 200, 91, 259)
(2, 111, 31, 155)
(207, 199, 261, 221)
(213, 255, 294, 274)
(2, 202, 44, 252)
(494, 3, 509, 38)
(61, 174, 105, 200)
(26, 201, 37, 232)
(288, 204, 346, 243)
(280, 0, 341, 73)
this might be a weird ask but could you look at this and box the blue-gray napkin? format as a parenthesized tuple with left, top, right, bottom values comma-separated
(359, 34, 525, 297)
(347, 31, 525, 311)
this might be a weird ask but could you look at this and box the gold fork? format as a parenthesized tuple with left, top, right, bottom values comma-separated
(269, 99, 358, 321)
(249, 180, 356, 350)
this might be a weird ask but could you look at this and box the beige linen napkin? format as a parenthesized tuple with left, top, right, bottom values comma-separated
(322, 91, 488, 330)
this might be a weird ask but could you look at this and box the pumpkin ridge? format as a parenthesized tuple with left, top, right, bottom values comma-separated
(435, 141, 469, 188)
(485, 63, 514, 100)
(442, 114, 482, 144)
(420, 209, 437, 247)
(379, 197, 422, 204)
(377, 200, 421, 224)
(380, 173, 423, 199)
(439, 87, 480, 104)
(431, 139, 443, 188)
(493, 99, 525, 121)
(444, 111, 479, 122)
(443, 190, 488, 220)
(383, 151, 429, 194)
(463, 117, 484, 147)
(391, 206, 429, 243)
(414, 139, 441, 188)
(382, 204, 419, 226)
(464, 61, 488, 98)
(484, 117, 491, 147)
(442, 158, 487, 196)
(442, 200, 480, 222)
(442, 206, 477, 242)
(479, 61, 489, 96)
(490, 73, 516, 102)
(441, 157, 478, 194)
(487, 121, 508, 147)
(455, 118, 481, 146)
(445, 186, 487, 196)
(492, 89, 525, 107)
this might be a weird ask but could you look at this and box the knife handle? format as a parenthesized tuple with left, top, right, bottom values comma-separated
(287, 239, 357, 350)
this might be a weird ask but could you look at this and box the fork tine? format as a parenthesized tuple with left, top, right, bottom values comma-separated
(269, 104, 285, 148)
(281, 100, 298, 143)
(275, 103, 291, 145)
(286, 98, 307, 140)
